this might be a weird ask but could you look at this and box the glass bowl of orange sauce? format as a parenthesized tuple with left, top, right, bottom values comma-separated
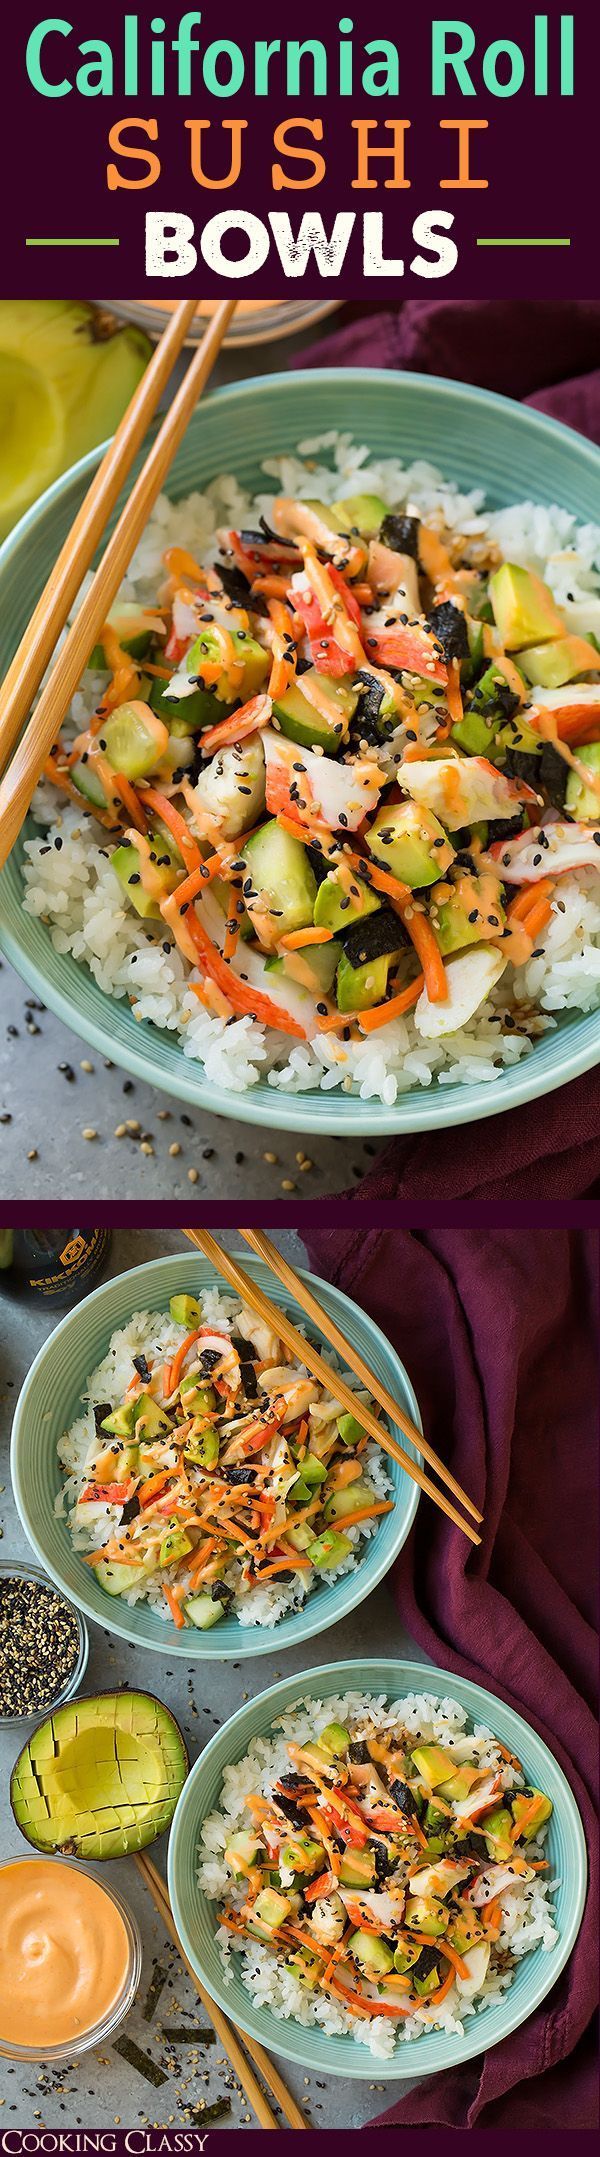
(0, 1855, 142, 2059)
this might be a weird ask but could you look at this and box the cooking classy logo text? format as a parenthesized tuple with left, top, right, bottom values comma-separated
(24, 10, 575, 281)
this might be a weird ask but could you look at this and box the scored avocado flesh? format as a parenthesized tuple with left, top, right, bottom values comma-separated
(10, 1690, 188, 1860)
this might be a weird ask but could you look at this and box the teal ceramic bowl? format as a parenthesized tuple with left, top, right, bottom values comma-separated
(10, 1251, 420, 1659)
(168, 1656, 587, 2081)
(1, 370, 599, 1136)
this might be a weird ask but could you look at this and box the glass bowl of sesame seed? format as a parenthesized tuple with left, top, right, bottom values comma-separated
(0, 1560, 89, 1725)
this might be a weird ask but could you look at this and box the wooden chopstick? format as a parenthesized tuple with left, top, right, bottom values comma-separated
(183, 1229, 481, 1546)
(0, 299, 199, 780)
(135, 1851, 309, 2131)
(239, 1227, 482, 1525)
(0, 297, 237, 872)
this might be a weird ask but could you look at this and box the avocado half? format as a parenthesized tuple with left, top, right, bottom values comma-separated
(0, 302, 151, 541)
(10, 1689, 188, 1861)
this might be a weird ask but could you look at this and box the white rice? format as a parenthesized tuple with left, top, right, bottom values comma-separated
(23, 434, 600, 1104)
(57, 1301, 390, 1629)
(198, 1688, 558, 2059)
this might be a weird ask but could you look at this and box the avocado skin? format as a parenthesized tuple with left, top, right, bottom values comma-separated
(427, 602, 469, 665)
(380, 512, 420, 560)
(341, 907, 406, 970)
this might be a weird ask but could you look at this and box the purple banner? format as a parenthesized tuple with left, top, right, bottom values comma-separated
(2, 2, 597, 297)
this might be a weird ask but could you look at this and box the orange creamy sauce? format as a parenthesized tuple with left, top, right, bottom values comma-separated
(0, 1861, 130, 2048)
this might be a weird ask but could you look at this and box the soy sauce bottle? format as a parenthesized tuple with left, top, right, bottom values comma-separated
(0, 1229, 111, 1307)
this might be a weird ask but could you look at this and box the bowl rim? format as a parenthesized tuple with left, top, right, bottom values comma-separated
(1, 364, 599, 1136)
(10, 1249, 421, 1658)
(167, 1653, 588, 2081)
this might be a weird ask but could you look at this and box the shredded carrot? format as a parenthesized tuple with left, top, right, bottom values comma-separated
(507, 876, 554, 924)
(166, 1326, 205, 1397)
(138, 1471, 169, 1508)
(327, 1499, 394, 1527)
(342, 846, 410, 909)
(111, 771, 148, 833)
(357, 974, 425, 1030)
(428, 1963, 456, 2007)
(401, 904, 448, 1004)
(164, 1584, 185, 1629)
(279, 925, 334, 950)
(140, 787, 202, 874)
(254, 1556, 312, 1578)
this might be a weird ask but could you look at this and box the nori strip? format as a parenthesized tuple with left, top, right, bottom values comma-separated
(486, 814, 525, 847)
(189, 2100, 232, 2125)
(142, 1958, 169, 2022)
(540, 740, 568, 810)
(426, 601, 469, 664)
(161, 2026, 217, 2046)
(502, 746, 542, 789)
(341, 907, 405, 969)
(380, 512, 420, 559)
(132, 1353, 151, 1384)
(113, 2036, 168, 2086)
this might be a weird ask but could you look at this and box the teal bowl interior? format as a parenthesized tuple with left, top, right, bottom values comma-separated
(1, 369, 599, 1136)
(167, 1655, 587, 2081)
(10, 1251, 420, 1659)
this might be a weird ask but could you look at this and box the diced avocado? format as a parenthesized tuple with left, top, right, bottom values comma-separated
(336, 948, 392, 1014)
(184, 1427, 220, 1470)
(423, 1835, 446, 1856)
(10, 1690, 188, 1859)
(566, 741, 600, 820)
(225, 1831, 261, 1876)
(243, 819, 317, 947)
(451, 707, 495, 757)
(489, 564, 564, 650)
(437, 1764, 479, 1803)
(405, 1894, 447, 1937)
(133, 1394, 171, 1440)
(337, 1411, 367, 1447)
(170, 1294, 201, 1327)
(331, 492, 388, 536)
(456, 664, 521, 760)
(306, 1528, 354, 1570)
(339, 1848, 376, 1888)
(71, 755, 109, 809)
(273, 669, 356, 752)
(511, 1790, 553, 1840)
(279, 939, 342, 999)
(425, 1801, 449, 1831)
(102, 701, 169, 780)
(186, 625, 269, 705)
(483, 1806, 514, 1860)
(319, 1721, 350, 1759)
(349, 1930, 394, 1977)
(393, 1938, 421, 1975)
(324, 1477, 374, 1524)
(446, 1910, 484, 1954)
(285, 1948, 321, 1991)
(314, 868, 381, 936)
(519, 633, 600, 688)
(411, 1745, 457, 1790)
(431, 883, 505, 958)
(148, 674, 233, 733)
(89, 602, 160, 670)
(112, 832, 180, 920)
(101, 1400, 137, 1439)
(286, 1522, 315, 1554)
(254, 1888, 291, 1932)
(95, 1560, 151, 1598)
(299, 1454, 328, 1488)
(159, 1519, 193, 1568)
(180, 1377, 216, 1414)
(280, 1836, 323, 1874)
(185, 1592, 227, 1630)
(368, 801, 452, 889)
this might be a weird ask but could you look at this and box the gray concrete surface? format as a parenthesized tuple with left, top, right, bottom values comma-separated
(0, 1229, 423, 2130)
(0, 308, 386, 1205)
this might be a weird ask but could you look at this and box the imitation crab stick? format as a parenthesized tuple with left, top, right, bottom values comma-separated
(199, 692, 272, 758)
(185, 904, 308, 1038)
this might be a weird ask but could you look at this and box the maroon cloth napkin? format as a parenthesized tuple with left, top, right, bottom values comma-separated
(304, 1226, 599, 2129)
(295, 302, 600, 1199)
